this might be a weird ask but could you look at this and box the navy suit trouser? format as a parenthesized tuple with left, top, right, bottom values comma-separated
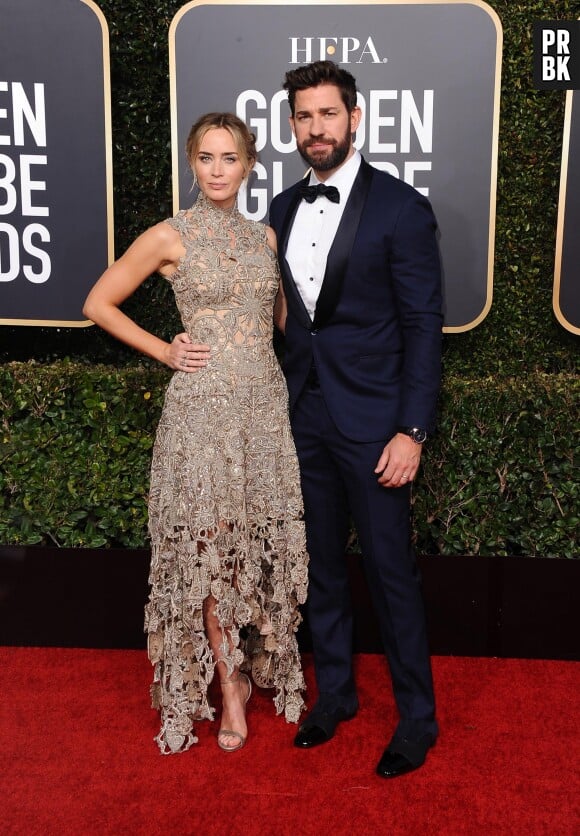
(291, 384, 438, 744)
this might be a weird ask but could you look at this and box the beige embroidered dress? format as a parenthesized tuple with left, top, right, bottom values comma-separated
(144, 194, 308, 754)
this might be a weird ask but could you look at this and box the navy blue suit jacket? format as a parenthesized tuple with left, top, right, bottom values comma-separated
(269, 158, 443, 443)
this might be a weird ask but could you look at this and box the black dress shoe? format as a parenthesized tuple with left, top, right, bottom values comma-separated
(376, 735, 434, 779)
(294, 704, 357, 749)
(294, 723, 333, 748)
(376, 749, 420, 778)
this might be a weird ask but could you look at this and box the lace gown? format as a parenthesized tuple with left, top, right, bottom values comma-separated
(144, 194, 308, 754)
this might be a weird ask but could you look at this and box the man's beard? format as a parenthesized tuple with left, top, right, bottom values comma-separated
(296, 126, 352, 172)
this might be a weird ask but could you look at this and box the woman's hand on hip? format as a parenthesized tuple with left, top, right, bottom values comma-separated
(165, 332, 210, 372)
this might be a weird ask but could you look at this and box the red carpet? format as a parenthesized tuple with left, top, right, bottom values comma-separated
(1, 648, 578, 835)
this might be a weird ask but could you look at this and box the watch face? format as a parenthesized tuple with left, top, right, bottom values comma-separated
(411, 428, 427, 444)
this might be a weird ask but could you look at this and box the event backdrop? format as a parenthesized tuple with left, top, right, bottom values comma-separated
(554, 90, 580, 335)
(0, 0, 112, 326)
(170, 0, 503, 332)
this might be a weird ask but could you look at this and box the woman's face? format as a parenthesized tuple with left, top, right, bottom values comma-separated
(192, 127, 247, 209)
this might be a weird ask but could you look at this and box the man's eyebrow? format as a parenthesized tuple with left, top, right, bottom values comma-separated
(295, 107, 337, 116)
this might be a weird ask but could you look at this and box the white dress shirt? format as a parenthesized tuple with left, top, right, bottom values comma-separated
(286, 151, 362, 320)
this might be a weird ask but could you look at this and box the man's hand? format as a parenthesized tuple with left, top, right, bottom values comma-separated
(164, 332, 210, 372)
(374, 433, 422, 488)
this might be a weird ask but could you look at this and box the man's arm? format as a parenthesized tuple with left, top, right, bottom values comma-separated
(375, 191, 443, 487)
(389, 192, 443, 432)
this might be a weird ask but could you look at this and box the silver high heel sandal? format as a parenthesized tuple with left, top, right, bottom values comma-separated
(217, 672, 252, 752)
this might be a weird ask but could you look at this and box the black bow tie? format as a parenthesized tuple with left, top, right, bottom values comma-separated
(298, 182, 340, 204)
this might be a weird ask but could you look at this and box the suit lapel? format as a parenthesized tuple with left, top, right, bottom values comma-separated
(278, 188, 313, 329)
(313, 160, 373, 329)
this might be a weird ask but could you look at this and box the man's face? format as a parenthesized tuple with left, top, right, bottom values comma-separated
(290, 84, 361, 180)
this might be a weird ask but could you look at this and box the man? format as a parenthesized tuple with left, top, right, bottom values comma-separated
(269, 61, 443, 779)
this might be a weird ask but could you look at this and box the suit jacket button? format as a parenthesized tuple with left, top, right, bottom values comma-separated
(311, 329, 318, 335)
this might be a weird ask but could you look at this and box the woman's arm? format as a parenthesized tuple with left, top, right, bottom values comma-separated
(273, 279, 287, 335)
(83, 222, 189, 368)
(266, 225, 287, 335)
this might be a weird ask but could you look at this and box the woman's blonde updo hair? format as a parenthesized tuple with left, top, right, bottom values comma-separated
(186, 112, 257, 177)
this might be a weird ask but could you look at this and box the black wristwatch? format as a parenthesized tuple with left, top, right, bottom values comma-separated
(398, 426, 428, 444)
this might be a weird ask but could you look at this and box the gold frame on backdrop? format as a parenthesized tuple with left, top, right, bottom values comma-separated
(169, 0, 503, 334)
(553, 90, 580, 336)
(2, 0, 114, 328)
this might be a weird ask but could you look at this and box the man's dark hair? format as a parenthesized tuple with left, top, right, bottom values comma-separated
(283, 60, 358, 115)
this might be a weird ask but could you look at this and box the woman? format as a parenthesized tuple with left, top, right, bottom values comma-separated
(83, 113, 308, 754)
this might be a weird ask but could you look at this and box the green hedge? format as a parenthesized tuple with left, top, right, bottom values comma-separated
(415, 373, 578, 557)
(1, 363, 577, 556)
(0, 363, 166, 548)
